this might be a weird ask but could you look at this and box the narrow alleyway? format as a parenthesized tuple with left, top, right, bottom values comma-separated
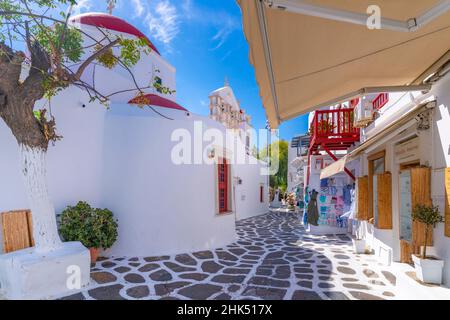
(61, 212, 432, 300)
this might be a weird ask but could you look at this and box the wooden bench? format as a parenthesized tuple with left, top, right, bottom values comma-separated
(1, 210, 34, 253)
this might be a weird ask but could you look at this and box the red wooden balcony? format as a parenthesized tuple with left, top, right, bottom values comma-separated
(309, 108, 360, 153)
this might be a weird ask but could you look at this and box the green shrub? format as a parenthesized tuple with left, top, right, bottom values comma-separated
(59, 201, 118, 249)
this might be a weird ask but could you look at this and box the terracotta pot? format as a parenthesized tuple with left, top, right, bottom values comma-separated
(89, 247, 100, 264)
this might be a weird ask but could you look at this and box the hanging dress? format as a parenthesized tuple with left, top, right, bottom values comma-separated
(307, 190, 319, 226)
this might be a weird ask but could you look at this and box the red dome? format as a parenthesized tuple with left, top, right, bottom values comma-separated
(71, 13, 160, 55)
(128, 94, 188, 112)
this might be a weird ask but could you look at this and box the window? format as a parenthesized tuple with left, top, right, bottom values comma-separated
(260, 186, 264, 203)
(218, 158, 229, 214)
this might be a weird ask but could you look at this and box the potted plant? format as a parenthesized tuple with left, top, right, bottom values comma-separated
(411, 204, 444, 284)
(352, 226, 366, 254)
(287, 192, 297, 211)
(59, 201, 118, 264)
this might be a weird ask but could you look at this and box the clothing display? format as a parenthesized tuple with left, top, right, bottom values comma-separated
(343, 185, 353, 206)
(313, 180, 355, 228)
(302, 187, 309, 226)
(307, 190, 319, 226)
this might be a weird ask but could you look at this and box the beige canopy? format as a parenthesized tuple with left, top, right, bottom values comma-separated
(237, 0, 450, 128)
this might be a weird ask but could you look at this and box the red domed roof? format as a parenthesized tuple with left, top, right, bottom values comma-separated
(71, 13, 160, 55)
(128, 94, 188, 112)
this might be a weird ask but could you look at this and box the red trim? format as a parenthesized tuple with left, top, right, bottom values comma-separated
(128, 94, 188, 112)
(373, 93, 389, 110)
(218, 158, 229, 213)
(71, 13, 160, 55)
(350, 98, 360, 108)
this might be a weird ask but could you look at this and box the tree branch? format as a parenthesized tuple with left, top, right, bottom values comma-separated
(72, 38, 120, 81)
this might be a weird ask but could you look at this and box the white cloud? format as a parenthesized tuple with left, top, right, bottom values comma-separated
(145, 1, 180, 45)
(131, 0, 145, 17)
(210, 16, 239, 50)
(72, 0, 92, 13)
(211, 27, 232, 50)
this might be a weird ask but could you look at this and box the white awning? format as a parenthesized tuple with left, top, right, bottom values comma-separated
(237, 0, 450, 128)
(320, 155, 350, 180)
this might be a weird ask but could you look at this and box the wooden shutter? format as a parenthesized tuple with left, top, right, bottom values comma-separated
(218, 158, 229, 213)
(357, 176, 369, 220)
(445, 167, 450, 238)
(2, 210, 34, 253)
(377, 172, 392, 229)
(411, 167, 433, 249)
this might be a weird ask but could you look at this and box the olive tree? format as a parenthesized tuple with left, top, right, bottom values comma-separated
(0, 0, 157, 252)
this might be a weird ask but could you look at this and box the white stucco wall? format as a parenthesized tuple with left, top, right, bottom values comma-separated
(287, 145, 299, 192)
(99, 106, 237, 257)
(234, 160, 269, 220)
(429, 74, 450, 285)
(0, 86, 272, 257)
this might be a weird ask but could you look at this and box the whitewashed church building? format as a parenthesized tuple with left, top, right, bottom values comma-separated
(0, 12, 268, 299)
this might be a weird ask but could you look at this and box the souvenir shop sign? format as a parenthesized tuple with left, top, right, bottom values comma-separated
(394, 137, 420, 164)
(445, 167, 450, 238)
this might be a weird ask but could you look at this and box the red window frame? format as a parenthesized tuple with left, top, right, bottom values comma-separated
(218, 158, 229, 213)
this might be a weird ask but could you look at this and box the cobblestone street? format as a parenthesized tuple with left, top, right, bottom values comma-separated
(62, 212, 408, 300)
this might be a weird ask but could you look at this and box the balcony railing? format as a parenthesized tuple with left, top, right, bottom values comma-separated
(311, 108, 359, 140)
(373, 93, 389, 110)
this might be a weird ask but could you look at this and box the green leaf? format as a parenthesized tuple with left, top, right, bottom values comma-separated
(59, 201, 118, 249)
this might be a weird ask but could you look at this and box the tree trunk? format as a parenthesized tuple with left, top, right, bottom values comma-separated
(20, 144, 63, 252)
(1, 96, 63, 253)
(423, 225, 429, 260)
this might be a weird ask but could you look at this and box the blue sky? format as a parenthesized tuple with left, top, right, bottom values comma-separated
(73, 0, 309, 142)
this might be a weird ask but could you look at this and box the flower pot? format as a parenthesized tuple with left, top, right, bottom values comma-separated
(412, 254, 444, 285)
(89, 247, 100, 264)
(352, 238, 366, 254)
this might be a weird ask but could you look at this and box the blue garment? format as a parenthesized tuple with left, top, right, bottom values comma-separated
(343, 185, 352, 205)
(320, 179, 328, 187)
(303, 210, 308, 226)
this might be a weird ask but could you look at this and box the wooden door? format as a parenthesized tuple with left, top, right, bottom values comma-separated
(356, 176, 369, 220)
(218, 158, 229, 213)
(399, 170, 413, 263)
(376, 172, 392, 229)
(399, 167, 432, 261)
(411, 167, 433, 254)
